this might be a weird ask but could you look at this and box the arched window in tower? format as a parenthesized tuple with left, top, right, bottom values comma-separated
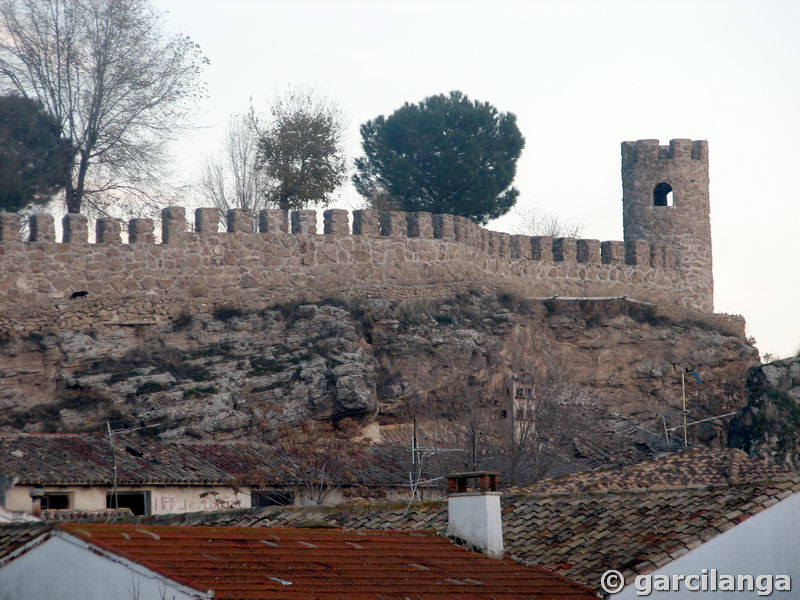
(653, 182, 674, 207)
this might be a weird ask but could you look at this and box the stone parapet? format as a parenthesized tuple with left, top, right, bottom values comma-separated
(0, 213, 20, 241)
(227, 209, 252, 233)
(29, 214, 55, 243)
(96, 218, 122, 244)
(0, 207, 694, 312)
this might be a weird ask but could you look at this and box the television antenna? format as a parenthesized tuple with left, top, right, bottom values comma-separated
(408, 414, 462, 500)
(106, 420, 161, 512)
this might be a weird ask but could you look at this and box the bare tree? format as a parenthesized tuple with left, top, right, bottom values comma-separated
(387, 357, 614, 488)
(0, 0, 207, 214)
(512, 203, 583, 238)
(497, 373, 597, 484)
(256, 86, 347, 211)
(200, 110, 265, 225)
(268, 419, 368, 505)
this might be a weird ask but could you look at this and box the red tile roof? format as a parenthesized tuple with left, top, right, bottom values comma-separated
(57, 523, 597, 600)
(127, 449, 800, 591)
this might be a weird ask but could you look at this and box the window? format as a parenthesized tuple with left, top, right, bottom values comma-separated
(653, 182, 673, 206)
(107, 491, 151, 515)
(251, 490, 294, 507)
(42, 493, 71, 510)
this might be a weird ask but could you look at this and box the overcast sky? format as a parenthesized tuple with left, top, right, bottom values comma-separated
(154, 0, 800, 360)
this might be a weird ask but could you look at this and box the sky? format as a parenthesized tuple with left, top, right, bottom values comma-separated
(153, 0, 800, 360)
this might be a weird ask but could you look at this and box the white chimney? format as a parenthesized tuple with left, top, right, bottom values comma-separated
(446, 472, 503, 558)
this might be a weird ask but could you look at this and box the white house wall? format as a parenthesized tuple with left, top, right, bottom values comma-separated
(4, 484, 250, 514)
(0, 533, 205, 600)
(148, 485, 250, 513)
(612, 492, 800, 598)
(4, 486, 106, 512)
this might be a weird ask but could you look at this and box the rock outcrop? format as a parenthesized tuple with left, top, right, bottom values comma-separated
(730, 356, 800, 469)
(0, 290, 757, 448)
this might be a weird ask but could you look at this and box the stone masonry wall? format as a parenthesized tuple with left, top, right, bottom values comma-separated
(0, 206, 692, 315)
(622, 139, 713, 313)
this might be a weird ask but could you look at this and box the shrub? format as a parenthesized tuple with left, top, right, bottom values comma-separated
(172, 310, 193, 331)
(213, 306, 243, 322)
(135, 381, 169, 396)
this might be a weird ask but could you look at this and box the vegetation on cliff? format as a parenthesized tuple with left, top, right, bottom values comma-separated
(0, 289, 758, 485)
(729, 356, 800, 471)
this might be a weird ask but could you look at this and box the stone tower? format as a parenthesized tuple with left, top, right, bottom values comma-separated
(621, 139, 713, 313)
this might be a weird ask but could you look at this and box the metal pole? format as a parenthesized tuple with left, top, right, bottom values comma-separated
(107, 421, 119, 510)
(472, 429, 478, 472)
(682, 371, 688, 448)
(412, 414, 418, 500)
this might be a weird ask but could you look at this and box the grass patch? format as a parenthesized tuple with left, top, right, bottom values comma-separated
(135, 381, 170, 396)
(7, 404, 62, 431)
(396, 298, 434, 329)
(108, 371, 136, 385)
(250, 383, 281, 393)
(213, 306, 244, 322)
(248, 356, 281, 376)
(318, 297, 352, 311)
(172, 310, 194, 331)
(190, 342, 236, 359)
(59, 386, 110, 410)
(167, 361, 211, 382)
(497, 292, 516, 309)
(265, 299, 306, 322)
(434, 313, 453, 325)
(184, 385, 218, 398)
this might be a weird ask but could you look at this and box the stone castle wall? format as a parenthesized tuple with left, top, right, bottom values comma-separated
(0, 206, 696, 315)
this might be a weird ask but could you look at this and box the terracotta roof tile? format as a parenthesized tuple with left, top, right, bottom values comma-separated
(55, 524, 596, 599)
(4, 448, 798, 595)
(126, 451, 800, 592)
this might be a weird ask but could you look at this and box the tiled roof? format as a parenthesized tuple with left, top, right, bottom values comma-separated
(0, 521, 50, 558)
(145, 501, 447, 531)
(40, 507, 133, 521)
(133, 449, 800, 591)
(501, 477, 800, 588)
(512, 448, 789, 494)
(53, 523, 596, 600)
(0, 433, 270, 486)
(3, 447, 797, 594)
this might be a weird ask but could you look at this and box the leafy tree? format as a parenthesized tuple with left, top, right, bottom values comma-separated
(256, 87, 347, 212)
(0, 94, 72, 212)
(0, 0, 207, 214)
(353, 91, 525, 224)
(200, 110, 266, 225)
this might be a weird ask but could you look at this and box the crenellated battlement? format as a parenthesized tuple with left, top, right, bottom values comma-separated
(0, 206, 674, 266)
(0, 205, 690, 311)
(0, 138, 715, 315)
(621, 138, 708, 165)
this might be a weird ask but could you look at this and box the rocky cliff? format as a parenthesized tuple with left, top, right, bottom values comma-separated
(0, 288, 757, 451)
(730, 356, 800, 469)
